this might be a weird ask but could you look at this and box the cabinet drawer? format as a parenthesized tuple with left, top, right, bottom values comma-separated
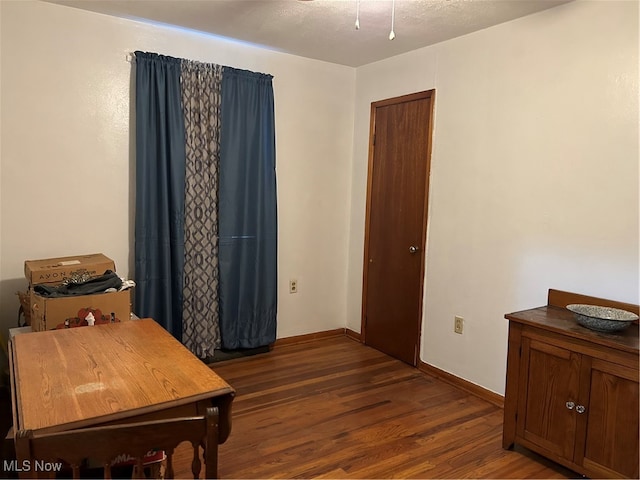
(521, 324, 636, 370)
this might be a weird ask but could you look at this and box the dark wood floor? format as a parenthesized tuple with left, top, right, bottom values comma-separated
(174, 336, 575, 479)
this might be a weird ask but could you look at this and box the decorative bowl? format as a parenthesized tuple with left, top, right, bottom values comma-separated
(566, 304, 638, 333)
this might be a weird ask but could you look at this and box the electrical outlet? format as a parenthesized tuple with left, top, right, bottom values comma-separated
(289, 279, 298, 294)
(454, 316, 464, 334)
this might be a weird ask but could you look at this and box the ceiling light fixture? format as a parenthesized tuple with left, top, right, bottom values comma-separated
(354, 0, 396, 40)
(389, 0, 396, 40)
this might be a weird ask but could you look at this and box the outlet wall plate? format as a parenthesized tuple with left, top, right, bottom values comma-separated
(454, 315, 463, 334)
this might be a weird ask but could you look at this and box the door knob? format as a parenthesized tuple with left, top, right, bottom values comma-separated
(565, 401, 575, 410)
(576, 405, 586, 414)
(409, 246, 419, 254)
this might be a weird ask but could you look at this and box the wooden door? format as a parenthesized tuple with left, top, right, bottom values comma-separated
(362, 91, 434, 365)
(576, 358, 639, 478)
(517, 338, 581, 461)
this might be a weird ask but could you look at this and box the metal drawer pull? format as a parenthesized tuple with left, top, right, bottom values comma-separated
(576, 405, 586, 414)
(565, 401, 575, 410)
(409, 246, 419, 253)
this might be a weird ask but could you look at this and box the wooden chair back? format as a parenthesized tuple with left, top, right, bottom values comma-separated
(14, 407, 219, 479)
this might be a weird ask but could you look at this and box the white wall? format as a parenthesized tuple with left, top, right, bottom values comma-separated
(347, 0, 639, 394)
(0, 0, 355, 340)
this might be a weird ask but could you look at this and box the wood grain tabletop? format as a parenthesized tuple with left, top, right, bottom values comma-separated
(11, 319, 234, 433)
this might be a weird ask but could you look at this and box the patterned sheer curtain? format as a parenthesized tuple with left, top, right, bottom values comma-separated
(180, 60, 223, 357)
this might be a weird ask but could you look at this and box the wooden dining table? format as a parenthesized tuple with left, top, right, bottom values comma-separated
(8, 318, 235, 471)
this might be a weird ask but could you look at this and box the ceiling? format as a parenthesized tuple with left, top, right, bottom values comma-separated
(46, 0, 572, 67)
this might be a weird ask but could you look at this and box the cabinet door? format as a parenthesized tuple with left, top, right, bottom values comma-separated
(576, 358, 639, 478)
(517, 338, 581, 460)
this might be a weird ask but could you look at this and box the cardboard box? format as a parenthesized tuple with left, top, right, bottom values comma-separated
(31, 289, 131, 332)
(25, 253, 115, 286)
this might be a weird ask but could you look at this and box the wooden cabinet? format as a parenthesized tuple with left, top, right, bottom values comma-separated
(503, 289, 639, 479)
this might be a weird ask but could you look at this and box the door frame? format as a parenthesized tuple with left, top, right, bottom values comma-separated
(360, 89, 436, 364)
